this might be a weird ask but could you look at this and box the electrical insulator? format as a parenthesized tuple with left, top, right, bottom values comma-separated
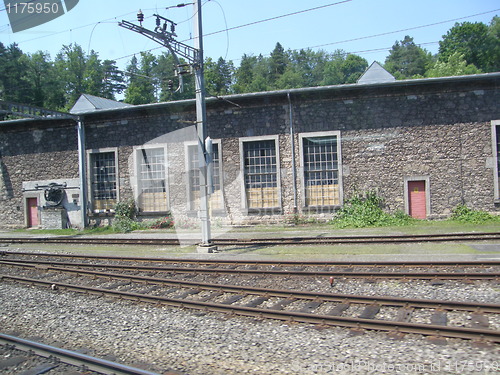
(167, 80, 174, 91)
(171, 23, 175, 34)
(137, 10, 144, 24)
(156, 16, 161, 28)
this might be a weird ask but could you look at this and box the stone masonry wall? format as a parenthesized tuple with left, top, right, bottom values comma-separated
(0, 121, 78, 228)
(1, 76, 499, 228)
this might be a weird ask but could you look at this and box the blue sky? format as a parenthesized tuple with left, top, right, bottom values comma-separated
(0, 0, 498, 72)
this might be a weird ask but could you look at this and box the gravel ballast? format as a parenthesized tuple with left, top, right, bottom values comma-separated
(1, 281, 499, 374)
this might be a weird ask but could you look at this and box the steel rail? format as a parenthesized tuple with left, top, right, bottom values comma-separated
(3, 250, 500, 267)
(0, 231, 499, 246)
(1, 258, 499, 280)
(2, 250, 500, 268)
(0, 333, 160, 375)
(2, 274, 499, 343)
(2, 261, 499, 313)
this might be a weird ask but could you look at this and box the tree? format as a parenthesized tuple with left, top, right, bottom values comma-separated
(233, 54, 257, 93)
(384, 36, 433, 79)
(438, 19, 499, 72)
(55, 44, 87, 105)
(0, 43, 31, 103)
(84, 50, 105, 97)
(22, 51, 65, 109)
(323, 51, 368, 85)
(205, 57, 234, 96)
(124, 52, 157, 105)
(101, 59, 126, 100)
(425, 51, 481, 78)
(269, 42, 287, 84)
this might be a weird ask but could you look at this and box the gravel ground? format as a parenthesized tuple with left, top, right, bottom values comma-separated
(1, 281, 499, 375)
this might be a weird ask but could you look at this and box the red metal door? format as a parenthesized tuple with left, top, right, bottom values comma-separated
(27, 198, 39, 227)
(408, 181, 426, 219)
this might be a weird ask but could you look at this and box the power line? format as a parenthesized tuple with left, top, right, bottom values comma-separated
(306, 9, 500, 51)
(203, 0, 352, 39)
(2, 3, 498, 71)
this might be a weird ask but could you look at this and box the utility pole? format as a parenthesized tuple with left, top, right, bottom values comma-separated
(192, 0, 212, 248)
(119, 0, 214, 250)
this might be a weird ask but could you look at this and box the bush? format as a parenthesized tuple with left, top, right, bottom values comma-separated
(113, 216, 143, 233)
(332, 191, 417, 228)
(114, 198, 137, 219)
(113, 199, 139, 233)
(151, 214, 175, 229)
(450, 204, 499, 224)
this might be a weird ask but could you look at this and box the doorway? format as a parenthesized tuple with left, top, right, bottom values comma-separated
(27, 197, 39, 227)
(408, 180, 426, 219)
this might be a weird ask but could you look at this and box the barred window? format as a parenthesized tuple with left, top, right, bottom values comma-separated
(137, 148, 168, 212)
(303, 135, 340, 206)
(90, 151, 117, 212)
(188, 143, 222, 210)
(243, 139, 279, 209)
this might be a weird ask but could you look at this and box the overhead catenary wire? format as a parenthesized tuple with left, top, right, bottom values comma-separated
(1, 2, 497, 66)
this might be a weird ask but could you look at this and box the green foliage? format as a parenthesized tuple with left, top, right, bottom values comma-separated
(114, 198, 137, 219)
(151, 214, 175, 229)
(113, 216, 145, 233)
(113, 198, 139, 233)
(332, 191, 417, 228)
(439, 19, 500, 72)
(284, 213, 319, 226)
(1, 15, 498, 109)
(425, 52, 481, 78)
(204, 56, 234, 96)
(124, 53, 157, 105)
(450, 204, 500, 224)
(384, 36, 434, 79)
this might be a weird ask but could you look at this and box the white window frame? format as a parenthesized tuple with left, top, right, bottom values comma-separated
(133, 144, 169, 213)
(87, 147, 119, 213)
(239, 135, 281, 211)
(492, 120, 500, 202)
(184, 139, 224, 212)
(299, 131, 343, 208)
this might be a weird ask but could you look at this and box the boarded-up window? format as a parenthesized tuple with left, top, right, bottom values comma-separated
(90, 151, 117, 212)
(188, 143, 222, 210)
(243, 140, 278, 209)
(303, 136, 340, 206)
(138, 148, 168, 212)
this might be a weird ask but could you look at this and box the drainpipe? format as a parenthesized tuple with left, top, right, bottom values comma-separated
(287, 92, 298, 212)
(77, 117, 88, 228)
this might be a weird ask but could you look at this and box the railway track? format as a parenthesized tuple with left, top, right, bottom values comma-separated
(1, 254, 499, 280)
(0, 333, 161, 375)
(1, 259, 499, 344)
(1, 231, 499, 246)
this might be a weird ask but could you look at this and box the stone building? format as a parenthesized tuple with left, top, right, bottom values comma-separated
(1, 66, 499, 229)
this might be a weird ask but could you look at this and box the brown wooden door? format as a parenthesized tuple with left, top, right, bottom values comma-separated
(408, 181, 426, 219)
(27, 198, 39, 227)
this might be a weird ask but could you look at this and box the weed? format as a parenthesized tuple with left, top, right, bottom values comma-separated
(331, 191, 417, 228)
(450, 204, 500, 224)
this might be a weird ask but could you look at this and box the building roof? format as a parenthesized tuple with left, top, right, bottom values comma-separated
(69, 94, 133, 114)
(357, 61, 396, 84)
(1, 71, 498, 127)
